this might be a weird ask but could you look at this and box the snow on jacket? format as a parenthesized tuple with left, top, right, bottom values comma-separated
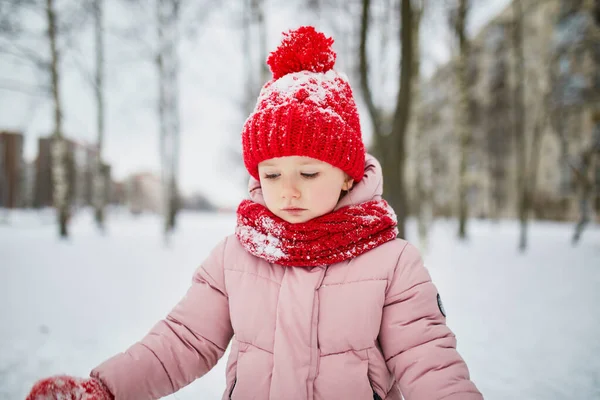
(91, 155, 483, 400)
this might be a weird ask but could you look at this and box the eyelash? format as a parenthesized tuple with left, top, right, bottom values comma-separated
(263, 173, 319, 179)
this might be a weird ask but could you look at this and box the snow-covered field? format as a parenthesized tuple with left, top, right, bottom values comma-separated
(1, 209, 599, 399)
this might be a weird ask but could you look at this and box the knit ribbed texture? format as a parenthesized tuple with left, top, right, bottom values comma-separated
(235, 199, 398, 267)
(26, 375, 114, 400)
(242, 26, 365, 182)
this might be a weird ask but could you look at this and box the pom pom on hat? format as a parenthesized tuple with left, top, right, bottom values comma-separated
(242, 26, 365, 183)
(267, 26, 336, 79)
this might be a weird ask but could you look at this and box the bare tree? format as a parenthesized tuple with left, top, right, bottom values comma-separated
(92, 0, 107, 232)
(156, 0, 181, 237)
(550, 0, 600, 243)
(47, 0, 70, 238)
(485, 22, 512, 220)
(512, 0, 528, 251)
(116, 0, 218, 238)
(410, 1, 433, 250)
(359, 0, 414, 239)
(569, 140, 599, 244)
(242, 0, 269, 116)
(1, 0, 94, 237)
(224, 0, 269, 184)
(452, 0, 470, 240)
(511, 0, 529, 251)
(511, 0, 561, 250)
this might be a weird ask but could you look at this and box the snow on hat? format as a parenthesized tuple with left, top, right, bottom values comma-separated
(242, 26, 365, 183)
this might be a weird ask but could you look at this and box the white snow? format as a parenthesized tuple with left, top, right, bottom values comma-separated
(263, 70, 347, 103)
(235, 214, 286, 262)
(235, 225, 286, 261)
(1, 209, 599, 399)
(253, 70, 351, 124)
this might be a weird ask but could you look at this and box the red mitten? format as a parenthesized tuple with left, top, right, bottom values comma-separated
(26, 375, 114, 400)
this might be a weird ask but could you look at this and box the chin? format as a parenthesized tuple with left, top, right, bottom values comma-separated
(282, 216, 310, 224)
(278, 213, 313, 224)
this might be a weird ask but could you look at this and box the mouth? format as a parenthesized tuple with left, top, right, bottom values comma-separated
(282, 207, 307, 214)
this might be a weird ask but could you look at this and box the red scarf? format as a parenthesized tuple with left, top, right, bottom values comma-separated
(235, 199, 398, 267)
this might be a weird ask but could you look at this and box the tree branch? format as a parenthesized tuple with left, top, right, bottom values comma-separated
(392, 0, 413, 149)
(0, 43, 49, 69)
(0, 79, 51, 96)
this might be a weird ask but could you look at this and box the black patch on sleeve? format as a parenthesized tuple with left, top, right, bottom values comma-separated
(437, 293, 446, 317)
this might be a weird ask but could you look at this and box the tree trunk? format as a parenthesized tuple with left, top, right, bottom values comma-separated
(0, 139, 7, 223)
(359, 0, 382, 139)
(156, 0, 181, 238)
(93, 0, 106, 232)
(46, 0, 69, 238)
(571, 149, 594, 244)
(411, 2, 431, 251)
(359, 0, 413, 239)
(359, 0, 385, 200)
(388, 0, 413, 240)
(527, 100, 547, 222)
(455, 0, 470, 240)
(512, 0, 528, 251)
(242, 0, 268, 115)
(255, 0, 268, 84)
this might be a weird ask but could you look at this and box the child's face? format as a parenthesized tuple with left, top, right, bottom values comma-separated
(258, 156, 354, 223)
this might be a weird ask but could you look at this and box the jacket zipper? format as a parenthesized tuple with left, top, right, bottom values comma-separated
(229, 378, 237, 400)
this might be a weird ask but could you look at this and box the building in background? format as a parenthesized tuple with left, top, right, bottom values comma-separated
(407, 0, 600, 221)
(20, 160, 36, 208)
(34, 136, 72, 208)
(14, 136, 176, 214)
(71, 139, 96, 208)
(109, 179, 126, 206)
(125, 172, 163, 214)
(0, 131, 24, 209)
(33, 135, 110, 210)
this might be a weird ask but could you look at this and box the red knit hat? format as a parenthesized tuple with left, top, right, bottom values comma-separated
(242, 26, 365, 182)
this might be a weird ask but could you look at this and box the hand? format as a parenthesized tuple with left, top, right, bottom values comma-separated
(26, 375, 113, 400)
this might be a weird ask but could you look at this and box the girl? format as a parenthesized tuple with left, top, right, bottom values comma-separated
(27, 26, 482, 400)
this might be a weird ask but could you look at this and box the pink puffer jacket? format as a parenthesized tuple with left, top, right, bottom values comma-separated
(91, 155, 482, 400)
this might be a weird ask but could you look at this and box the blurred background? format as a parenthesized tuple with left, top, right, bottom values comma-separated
(1, 0, 599, 399)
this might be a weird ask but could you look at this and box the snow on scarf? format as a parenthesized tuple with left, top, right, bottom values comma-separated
(235, 199, 398, 267)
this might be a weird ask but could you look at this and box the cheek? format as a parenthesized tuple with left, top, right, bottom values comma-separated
(261, 183, 278, 202)
(310, 179, 343, 205)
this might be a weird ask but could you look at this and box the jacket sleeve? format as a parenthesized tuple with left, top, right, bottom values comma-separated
(378, 242, 482, 400)
(90, 237, 234, 400)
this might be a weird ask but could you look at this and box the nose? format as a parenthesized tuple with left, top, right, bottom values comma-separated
(281, 176, 300, 199)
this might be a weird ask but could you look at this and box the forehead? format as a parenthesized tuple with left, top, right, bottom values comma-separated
(258, 156, 328, 168)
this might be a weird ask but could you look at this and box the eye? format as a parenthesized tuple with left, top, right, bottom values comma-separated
(301, 172, 319, 179)
(263, 173, 280, 180)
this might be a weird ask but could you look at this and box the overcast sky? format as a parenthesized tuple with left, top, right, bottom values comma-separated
(0, 0, 511, 207)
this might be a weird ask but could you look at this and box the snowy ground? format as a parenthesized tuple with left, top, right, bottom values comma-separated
(1, 209, 599, 400)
